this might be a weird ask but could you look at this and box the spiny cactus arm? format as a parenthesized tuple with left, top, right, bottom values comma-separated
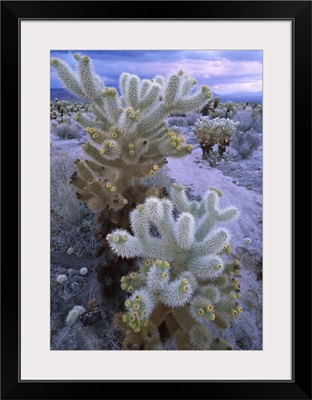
(163, 72, 183, 107)
(175, 212, 195, 250)
(191, 228, 230, 258)
(146, 261, 171, 293)
(160, 275, 194, 307)
(139, 82, 161, 110)
(74, 112, 107, 132)
(77, 55, 103, 105)
(195, 189, 238, 241)
(181, 75, 197, 96)
(170, 183, 197, 214)
(189, 255, 224, 280)
(101, 88, 122, 124)
(106, 229, 144, 258)
(189, 295, 216, 323)
(91, 104, 112, 130)
(121, 289, 156, 333)
(50, 58, 87, 99)
(174, 86, 211, 113)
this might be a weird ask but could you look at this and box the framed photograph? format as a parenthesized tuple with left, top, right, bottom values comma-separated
(2, 1, 311, 399)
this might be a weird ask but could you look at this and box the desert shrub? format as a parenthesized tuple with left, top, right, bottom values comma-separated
(50, 150, 98, 255)
(230, 128, 261, 159)
(234, 106, 262, 132)
(185, 112, 202, 126)
(52, 122, 83, 140)
(167, 116, 188, 127)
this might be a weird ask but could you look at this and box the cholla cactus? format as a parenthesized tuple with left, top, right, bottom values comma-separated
(194, 116, 240, 158)
(51, 55, 212, 212)
(107, 184, 242, 350)
(51, 54, 212, 308)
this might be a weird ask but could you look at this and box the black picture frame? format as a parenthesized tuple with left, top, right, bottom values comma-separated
(1, 1, 311, 399)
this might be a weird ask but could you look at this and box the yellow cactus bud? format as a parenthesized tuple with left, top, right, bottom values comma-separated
(134, 294, 141, 301)
(112, 235, 119, 243)
(163, 261, 170, 268)
(234, 259, 240, 266)
(197, 308, 205, 317)
(92, 133, 98, 139)
(182, 285, 189, 293)
(177, 70, 183, 75)
(132, 312, 138, 318)
(149, 170, 155, 176)
(172, 182, 178, 188)
(138, 204, 144, 212)
(187, 144, 193, 151)
(129, 150, 135, 155)
(143, 320, 149, 327)
(155, 260, 162, 267)
(122, 198, 128, 204)
(215, 264, 222, 270)
(106, 183, 112, 189)
(125, 299, 132, 307)
(130, 272, 137, 279)
(111, 132, 118, 138)
(138, 318, 144, 325)
(161, 272, 168, 279)
(231, 309, 238, 317)
(209, 313, 216, 321)
(144, 260, 151, 267)
(121, 283, 127, 290)
(104, 139, 110, 145)
(153, 165, 159, 171)
(129, 315, 135, 322)
(142, 310, 147, 316)
(122, 314, 128, 323)
(234, 268, 240, 274)
(178, 184, 184, 191)
(171, 142, 177, 147)
(120, 276, 126, 283)
(206, 305, 213, 312)
(110, 186, 117, 192)
(99, 149, 105, 155)
(109, 142, 115, 148)
(133, 303, 140, 310)
(236, 306, 243, 313)
(230, 292, 237, 299)
(177, 145, 182, 150)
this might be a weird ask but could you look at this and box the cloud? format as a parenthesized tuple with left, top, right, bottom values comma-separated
(50, 50, 262, 94)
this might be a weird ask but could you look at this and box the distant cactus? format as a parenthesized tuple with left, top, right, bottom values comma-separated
(51, 54, 212, 309)
(107, 184, 242, 350)
(194, 116, 240, 158)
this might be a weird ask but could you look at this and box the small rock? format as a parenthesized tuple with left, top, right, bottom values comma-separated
(67, 247, 75, 255)
(79, 267, 88, 276)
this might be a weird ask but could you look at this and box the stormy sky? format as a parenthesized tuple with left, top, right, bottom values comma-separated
(50, 50, 262, 95)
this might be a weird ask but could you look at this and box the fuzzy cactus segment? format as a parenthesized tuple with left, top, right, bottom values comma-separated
(108, 185, 242, 350)
(51, 54, 212, 212)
